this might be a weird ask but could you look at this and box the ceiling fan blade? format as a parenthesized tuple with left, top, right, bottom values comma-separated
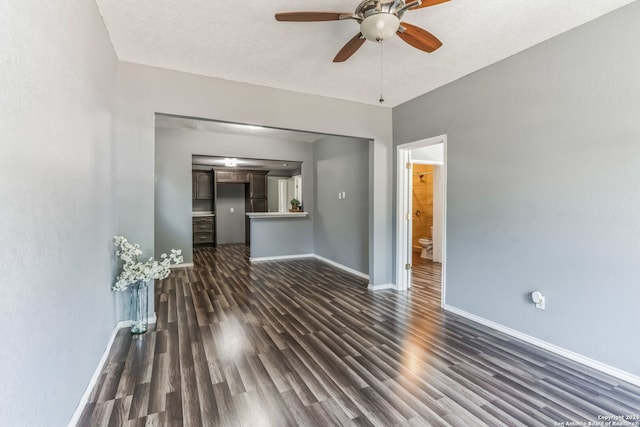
(333, 33, 366, 62)
(397, 22, 442, 53)
(275, 12, 348, 22)
(410, 0, 450, 10)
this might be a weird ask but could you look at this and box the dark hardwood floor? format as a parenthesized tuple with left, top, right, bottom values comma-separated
(79, 244, 640, 426)
(411, 252, 442, 306)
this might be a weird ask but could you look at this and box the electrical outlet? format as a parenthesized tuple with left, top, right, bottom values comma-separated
(338, 193, 342, 200)
(230, 207, 234, 213)
(531, 291, 546, 310)
(342, 191, 346, 199)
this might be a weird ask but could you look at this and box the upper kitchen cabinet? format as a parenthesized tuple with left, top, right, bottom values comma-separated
(249, 171, 268, 213)
(213, 168, 269, 213)
(215, 170, 249, 183)
(249, 171, 268, 199)
(192, 170, 213, 199)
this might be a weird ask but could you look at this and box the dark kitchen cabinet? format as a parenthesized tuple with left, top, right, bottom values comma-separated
(192, 170, 213, 199)
(248, 171, 268, 212)
(250, 198, 267, 212)
(249, 172, 267, 199)
(215, 170, 248, 183)
(193, 216, 215, 245)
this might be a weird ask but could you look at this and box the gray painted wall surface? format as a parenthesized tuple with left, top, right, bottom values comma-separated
(0, 2, 118, 425)
(154, 127, 315, 265)
(119, 62, 393, 290)
(314, 136, 370, 275)
(250, 218, 313, 258)
(393, 2, 640, 376)
(216, 184, 247, 244)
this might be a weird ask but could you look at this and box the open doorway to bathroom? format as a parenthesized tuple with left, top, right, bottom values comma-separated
(396, 135, 446, 307)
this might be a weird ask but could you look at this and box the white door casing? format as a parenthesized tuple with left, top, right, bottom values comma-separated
(396, 135, 447, 307)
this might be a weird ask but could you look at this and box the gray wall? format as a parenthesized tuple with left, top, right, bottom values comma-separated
(216, 183, 246, 244)
(393, 2, 640, 376)
(250, 218, 313, 258)
(314, 136, 370, 275)
(133, 62, 392, 284)
(0, 1, 118, 426)
(118, 62, 393, 292)
(155, 126, 315, 264)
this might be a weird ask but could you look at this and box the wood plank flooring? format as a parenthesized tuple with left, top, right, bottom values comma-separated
(78, 244, 640, 426)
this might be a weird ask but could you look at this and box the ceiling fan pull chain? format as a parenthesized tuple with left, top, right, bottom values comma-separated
(379, 40, 384, 104)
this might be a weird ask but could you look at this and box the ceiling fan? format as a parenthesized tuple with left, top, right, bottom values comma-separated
(275, 0, 449, 62)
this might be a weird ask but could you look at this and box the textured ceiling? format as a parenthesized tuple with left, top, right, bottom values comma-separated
(97, 0, 635, 107)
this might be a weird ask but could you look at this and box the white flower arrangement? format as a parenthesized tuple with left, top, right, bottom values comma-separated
(112, 236, 183, 291)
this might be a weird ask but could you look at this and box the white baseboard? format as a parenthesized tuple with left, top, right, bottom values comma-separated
(249, 252, 370, 281)
(443, 304, 640, 387)
(250, 253, 314, 262)
(367, 283, 396, 291)
(68, 314, 157, 426)
(312, 254, 369, 280)
(116, 313, 157, 328)
(170, 262, 193, 269)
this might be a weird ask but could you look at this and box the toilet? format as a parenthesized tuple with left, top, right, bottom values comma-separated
(418, 237, 433, 259)
(418, 226, 434, 259)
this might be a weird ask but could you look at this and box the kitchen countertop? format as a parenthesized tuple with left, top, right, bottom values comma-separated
(246, 212, 308, 219)
(192, 211, 215, 217)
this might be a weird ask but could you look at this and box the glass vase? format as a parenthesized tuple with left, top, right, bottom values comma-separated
(130, 280, 149, 334)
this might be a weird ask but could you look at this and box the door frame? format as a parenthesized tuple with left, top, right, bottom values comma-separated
(395, 135, 447, 307)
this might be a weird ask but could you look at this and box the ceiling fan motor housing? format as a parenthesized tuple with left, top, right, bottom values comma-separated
(356, 0, 408, 41)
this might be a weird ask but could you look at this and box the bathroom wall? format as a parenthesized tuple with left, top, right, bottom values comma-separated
(412, 164, 434, 250)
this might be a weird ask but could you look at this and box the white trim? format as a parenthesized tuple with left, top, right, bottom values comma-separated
(312, 254, 369, 280)
(116, 313, 157, 328)
(67, 313, 156, 426)
(367, 283, 396, 291)
(441, 142, 448, 308)
(250, 253, 314, 262)
(395, 147, 411, 291)
(68, 325, 121, 426)
(444, 304, 640, 387)
(170, 262, 193, 269)
(412, 159, 443, 165)
(246, 212, 308, 218)
(249, 253, 370, 284)
(399, 137, 446, 150)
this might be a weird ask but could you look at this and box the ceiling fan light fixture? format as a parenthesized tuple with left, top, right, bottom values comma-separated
(360, 13, 400, 41)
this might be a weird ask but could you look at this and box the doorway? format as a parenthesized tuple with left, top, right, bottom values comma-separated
(396, 135, 447, 306)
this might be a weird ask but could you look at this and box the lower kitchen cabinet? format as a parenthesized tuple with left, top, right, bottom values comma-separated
(192, 215, 215, 246)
